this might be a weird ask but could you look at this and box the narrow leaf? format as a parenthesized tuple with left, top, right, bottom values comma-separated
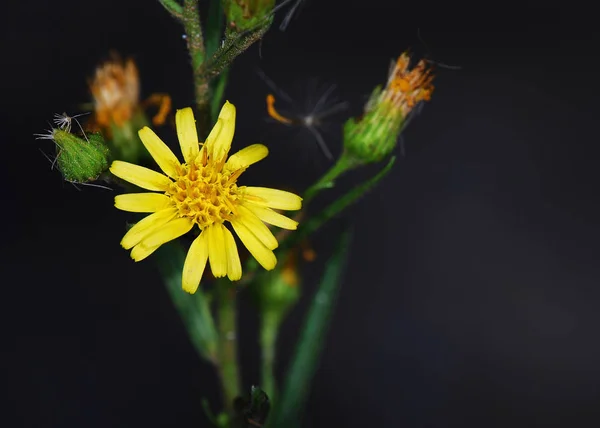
(205, 0, 224, 59)
(267, 228, 354, 427)
(210, 68, 230, 121)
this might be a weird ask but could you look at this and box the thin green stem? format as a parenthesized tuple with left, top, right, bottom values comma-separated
(201, 22, 270, 80)
(216, 283, 241, 418)
(302, 151, 360, 205)
(260, 311, 280, 399)
(181, 0, 211, 138)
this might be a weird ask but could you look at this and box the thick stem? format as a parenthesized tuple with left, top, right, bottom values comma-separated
(260, 311, 280, 399)
(181, 0, 211, 138)
(216, 284, 241, 418)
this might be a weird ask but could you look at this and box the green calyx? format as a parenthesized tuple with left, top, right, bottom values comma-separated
(343, 87, 405, 165)
(53, 129, 110, 183)
(108, 109, 151, 164)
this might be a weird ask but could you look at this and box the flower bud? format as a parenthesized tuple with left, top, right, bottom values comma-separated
(51, 128, 110, 183)
(343, 52, 435, 164)
(251, 249, 301, 319)
(224, 0, 276, 32)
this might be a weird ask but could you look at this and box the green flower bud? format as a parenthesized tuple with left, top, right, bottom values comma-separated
(224, 0, 276, 32)
(251, 249, 301, 319)
(55, 130, 110, 183)
(38, 123, 110, 183)
(343, 52, 435, 164)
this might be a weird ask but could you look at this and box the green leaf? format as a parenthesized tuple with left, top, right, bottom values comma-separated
(267, 228, 354, 428)
(154, 240, 218, 362)
(210, 67, 229, 121)
(205, 0, 224, 59)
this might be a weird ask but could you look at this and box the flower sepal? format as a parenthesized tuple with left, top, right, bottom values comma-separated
(108, 109, 151, 163)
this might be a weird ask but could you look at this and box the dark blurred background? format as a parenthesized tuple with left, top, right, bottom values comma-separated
(2, 1, 600, 427)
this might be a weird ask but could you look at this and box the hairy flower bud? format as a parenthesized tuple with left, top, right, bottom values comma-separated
(49, 128, 110, 183)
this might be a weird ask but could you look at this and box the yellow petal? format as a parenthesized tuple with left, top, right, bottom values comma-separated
(207, 223, 227, 278)
(114, 193, 171, 213)
(129, 217, 194, 262)
(176, 107, 199, 163)
(138, 127, 180, 178)
(242, 202, 298, 230)
(236, 205, 278, 250)
(222, 227, 242, 281)
(138, 217, 194, 248)
(110, 161, 171, 191)
(241, 187, 302, 211)
(205, 101, 236, 161)
(120, 208, 178, 249)
(230, 218, 277, 271)
(130, 241, 162, 262)
(225, 144, 268, 172)
(182, 230, 209, 293)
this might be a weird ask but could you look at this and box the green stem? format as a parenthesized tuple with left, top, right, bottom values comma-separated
(181, 0, 211, 138)
(303, 151, 359, 205)
(260, 311, 280, 399)
(202, 22, 270, 80)
(216, 282, 241, 418)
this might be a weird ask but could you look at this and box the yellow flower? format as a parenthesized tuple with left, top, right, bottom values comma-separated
(110, 101, 302, 293)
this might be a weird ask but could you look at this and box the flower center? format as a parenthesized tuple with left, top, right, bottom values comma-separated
(166, 156, 241, 229)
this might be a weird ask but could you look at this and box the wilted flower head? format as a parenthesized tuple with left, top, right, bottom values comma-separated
(86, 55, 172, 163)
(110, 101, 302, 293)
(343, 52, 435, 164)
(90, 57, 140, 129)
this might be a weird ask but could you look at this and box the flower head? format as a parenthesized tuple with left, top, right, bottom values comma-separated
(110, 102, 302, 293)
(343, 52, 435, 164)
(90, 57, 140, 128)
(86, 55, 172, 163)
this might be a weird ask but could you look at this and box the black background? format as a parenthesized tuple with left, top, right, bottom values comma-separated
(2, 1, 600, 427)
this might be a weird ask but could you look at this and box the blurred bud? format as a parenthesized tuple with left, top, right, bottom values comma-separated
(252, 249, 301, 320)
(224, 0, 276, 32)
(343, 52, 435, 164)
(38, 122, 110, 183)
(87, 55, 171, 163)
